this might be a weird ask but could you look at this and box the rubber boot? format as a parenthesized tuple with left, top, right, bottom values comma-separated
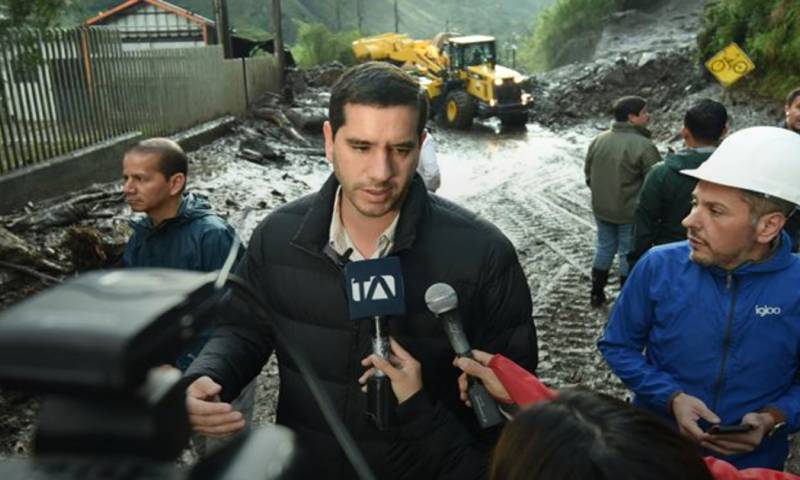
(590, 268, 609, 308)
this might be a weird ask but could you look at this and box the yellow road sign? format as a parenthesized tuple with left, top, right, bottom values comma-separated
(705, 43, 755, 88)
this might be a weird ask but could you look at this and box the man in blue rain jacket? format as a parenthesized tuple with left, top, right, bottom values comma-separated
(599, 127, 800, 471)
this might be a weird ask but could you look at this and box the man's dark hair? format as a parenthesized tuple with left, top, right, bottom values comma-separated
(491, 389, 713, 480)
(612, 96, 647, 122)
(785, 87, 800, 107)
(684, 99, 728, 144)
(328, 61, 429, 139)
(126, 138, 188, 182)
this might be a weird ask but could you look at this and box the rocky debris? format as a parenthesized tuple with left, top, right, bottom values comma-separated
(252, 108, 310, 146)
(5, 188, 123, 232)
(530, 47, 707, 138)
(284, 107, 327, 133)
(238, 138, 285, 164)
(62, 226, 125, 272)
(0, 226, 67, 276)
(303, 61, 345, 88)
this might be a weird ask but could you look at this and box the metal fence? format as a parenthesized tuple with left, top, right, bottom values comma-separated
(0, 27, 280, 174)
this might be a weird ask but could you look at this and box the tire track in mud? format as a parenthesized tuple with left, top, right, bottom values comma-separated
(463, 163, 627, 399)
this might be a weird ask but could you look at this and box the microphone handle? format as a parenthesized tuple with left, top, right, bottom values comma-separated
(367, 316, 394, 430)
(441, 312, 504, 428)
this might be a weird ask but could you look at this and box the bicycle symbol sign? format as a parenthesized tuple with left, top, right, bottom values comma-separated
(705, 43, 755, 87)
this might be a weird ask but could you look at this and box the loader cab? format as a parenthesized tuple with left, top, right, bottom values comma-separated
(446, 35, 496, 71)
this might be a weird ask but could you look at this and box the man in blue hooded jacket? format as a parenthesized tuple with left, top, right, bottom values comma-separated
(122, 138, 252, 454)
(599, 127, 800, 470)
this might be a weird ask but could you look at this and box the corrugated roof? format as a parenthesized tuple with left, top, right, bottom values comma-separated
(85, 0, 215, 27)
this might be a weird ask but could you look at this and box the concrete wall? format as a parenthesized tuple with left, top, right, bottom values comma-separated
(0, 116, 236, 214)
(0, 132, 142, 214)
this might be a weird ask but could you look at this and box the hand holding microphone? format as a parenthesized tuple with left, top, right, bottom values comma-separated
(344, 257, 406, 431)
(453, 350, 512, 406)
(425, 283, 504, 428)
(359, 338, 422, 404)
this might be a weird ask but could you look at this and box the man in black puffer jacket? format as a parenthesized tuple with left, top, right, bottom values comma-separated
(184, 62, 538, 479)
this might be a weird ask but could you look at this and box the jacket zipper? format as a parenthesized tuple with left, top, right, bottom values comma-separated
(711, 272, 739, 413)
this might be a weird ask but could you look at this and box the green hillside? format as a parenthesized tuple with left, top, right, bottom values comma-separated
(697, 0, 800, 99)
(518, 0, 665, 72)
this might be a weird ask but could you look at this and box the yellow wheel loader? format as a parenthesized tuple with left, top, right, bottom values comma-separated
(352, 33, 533, 129)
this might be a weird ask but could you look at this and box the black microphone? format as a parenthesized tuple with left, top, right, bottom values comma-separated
(344, 257, 406, 431)
(424, 282, 504, 429)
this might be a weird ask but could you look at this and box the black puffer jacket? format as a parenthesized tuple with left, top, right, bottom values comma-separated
(186, 174, 537, 479)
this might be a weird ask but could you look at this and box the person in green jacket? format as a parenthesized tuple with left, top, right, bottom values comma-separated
(629, 99, 729, 267)
(585, 96, 661, 307)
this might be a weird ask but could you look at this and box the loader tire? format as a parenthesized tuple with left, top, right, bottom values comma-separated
(443, 91, 474, 129)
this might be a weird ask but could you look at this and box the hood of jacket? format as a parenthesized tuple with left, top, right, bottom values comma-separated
(664, 148, 714, 173)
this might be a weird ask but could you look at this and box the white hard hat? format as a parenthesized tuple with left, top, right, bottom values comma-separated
(681, 126, 800, 206)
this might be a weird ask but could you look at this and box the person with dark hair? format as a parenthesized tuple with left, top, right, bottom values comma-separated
(780, 87, 800, 251)
(122, 137, 242, 277)
(584, 95, 661, 307)
(492, 389, 713, 480)
(183, 61, 537, 479)
(629, 99, 729, 266)
(782, 87, 800, 134)
(361, 340, 799, 479)
(122, 137, 252, 453)
(600, 127, 800, 470)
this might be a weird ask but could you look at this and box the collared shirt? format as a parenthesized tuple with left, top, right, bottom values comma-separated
(328, 186, 399, 261)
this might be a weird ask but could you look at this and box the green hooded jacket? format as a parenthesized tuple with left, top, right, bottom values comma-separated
(584, 122, 661, 224)
(630, 147, 714, 262)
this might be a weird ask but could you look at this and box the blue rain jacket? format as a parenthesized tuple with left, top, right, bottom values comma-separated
(124, 192, 242, 370)
(599, 232, 800, 470)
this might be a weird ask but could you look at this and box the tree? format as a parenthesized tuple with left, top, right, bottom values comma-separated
(0, 0, 65, 33)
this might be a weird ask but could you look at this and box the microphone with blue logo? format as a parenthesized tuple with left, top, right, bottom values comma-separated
(425, 282, 504, 429)
(344, 257, 406, 431)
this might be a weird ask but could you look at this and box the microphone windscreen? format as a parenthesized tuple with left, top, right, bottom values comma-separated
(424, 283, 458, 315)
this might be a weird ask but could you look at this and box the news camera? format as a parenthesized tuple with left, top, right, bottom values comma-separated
(0, 268, 300, 479)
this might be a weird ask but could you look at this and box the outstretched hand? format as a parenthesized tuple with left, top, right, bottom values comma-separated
(186, 376, 246, 437)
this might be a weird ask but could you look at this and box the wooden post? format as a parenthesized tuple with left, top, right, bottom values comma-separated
(357, 0, 363, 33)
(394, 0, 399, 33)
(272, 0, 285, 93)
(213, 0, 233, 58)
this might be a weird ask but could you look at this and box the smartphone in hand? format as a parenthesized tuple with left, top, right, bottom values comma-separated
(707, 424, 754, 435)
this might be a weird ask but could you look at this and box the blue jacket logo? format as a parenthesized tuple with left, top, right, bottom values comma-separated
(755, 305, 782, 317)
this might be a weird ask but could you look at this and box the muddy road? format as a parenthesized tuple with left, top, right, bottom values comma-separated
(228, 117, 631, 432)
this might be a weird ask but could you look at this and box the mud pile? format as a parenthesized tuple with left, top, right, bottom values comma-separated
(529, 47, 706, 137)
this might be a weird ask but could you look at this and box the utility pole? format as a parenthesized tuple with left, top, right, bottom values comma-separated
(394, 0, 399, 33)
(212, 0, 232, 58)
(335, 0, 341, 31)
(272, 0, 285, 93)
(356, 0, 363, 33)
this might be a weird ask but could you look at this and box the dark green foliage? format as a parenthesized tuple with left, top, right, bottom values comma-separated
(518, 0, 665, 72)
(291, 21, 359, 67)
(0, 0, 65, 32)
(698, 0, 800, 99)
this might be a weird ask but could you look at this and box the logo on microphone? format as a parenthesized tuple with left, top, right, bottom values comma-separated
(351, 276, 397, 302)
(344, 257, 406, 319)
